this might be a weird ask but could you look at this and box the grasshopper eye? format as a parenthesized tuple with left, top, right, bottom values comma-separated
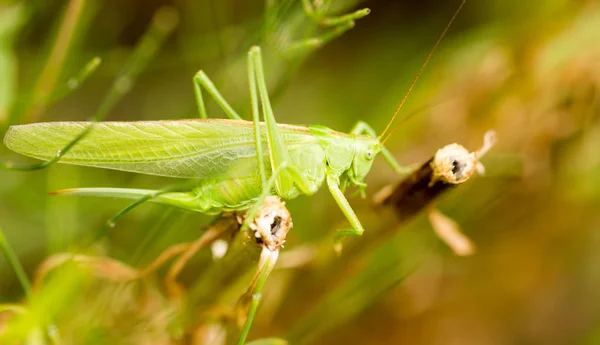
(365, 149, 374, 160)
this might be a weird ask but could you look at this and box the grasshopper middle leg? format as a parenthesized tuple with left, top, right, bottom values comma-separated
(193, 71, 242, 120)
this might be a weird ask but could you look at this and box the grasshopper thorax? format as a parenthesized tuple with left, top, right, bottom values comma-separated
(308, 125, 379, 189)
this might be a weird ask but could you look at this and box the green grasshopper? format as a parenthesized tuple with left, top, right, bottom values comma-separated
(3, 3, 466, 239)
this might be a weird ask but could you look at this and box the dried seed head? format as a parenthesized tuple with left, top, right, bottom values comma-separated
(431, 143, 477, 185)
(251, 196, 292, 251)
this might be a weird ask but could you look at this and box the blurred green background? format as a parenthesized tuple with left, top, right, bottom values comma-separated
(1, 0, 600, 344)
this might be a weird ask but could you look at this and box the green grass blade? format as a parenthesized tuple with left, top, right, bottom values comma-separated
(238, 249, 279, 345)
(245, 338, 288, 345)
(45, 56, 102, 105)
(0, 227, 32, 301)
(1, 6, 179, 172)
(0, 3, 28, 126)
(93, 7, 179, 121)
(22, 0, 88, 123)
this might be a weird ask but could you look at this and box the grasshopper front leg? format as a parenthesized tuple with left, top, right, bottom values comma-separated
(327, 174, 365, 238)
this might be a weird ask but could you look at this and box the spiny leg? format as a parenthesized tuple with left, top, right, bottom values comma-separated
(55, 182, 198, 240)
(193, 70, 242, 119)
(249, 45, 291, 193)
(247, 47, 267, 187)
(105, 190, 169, 227)
(248, 46, 314, 196)
(351, 121, 413, 176)
(103, 180, 203, 227)
(326, 174, 365, 240)
(89, 190, 167, 241)
(1, 9, 176, 171)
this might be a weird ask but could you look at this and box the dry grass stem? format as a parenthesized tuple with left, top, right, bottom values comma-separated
(378, 131, 497, 220)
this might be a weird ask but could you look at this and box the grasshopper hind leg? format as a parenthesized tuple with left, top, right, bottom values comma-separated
(53, 184, 198, 238)
(93, 192, 165, 241)
(248, 46, 315, 197)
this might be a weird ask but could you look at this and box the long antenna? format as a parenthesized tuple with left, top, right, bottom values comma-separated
(379, 0, 466, 145)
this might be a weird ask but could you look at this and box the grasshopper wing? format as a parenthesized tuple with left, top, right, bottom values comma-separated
(4, 119, 284, 179)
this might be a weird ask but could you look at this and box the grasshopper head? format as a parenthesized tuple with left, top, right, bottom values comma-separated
(351, 137, 381, 184)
